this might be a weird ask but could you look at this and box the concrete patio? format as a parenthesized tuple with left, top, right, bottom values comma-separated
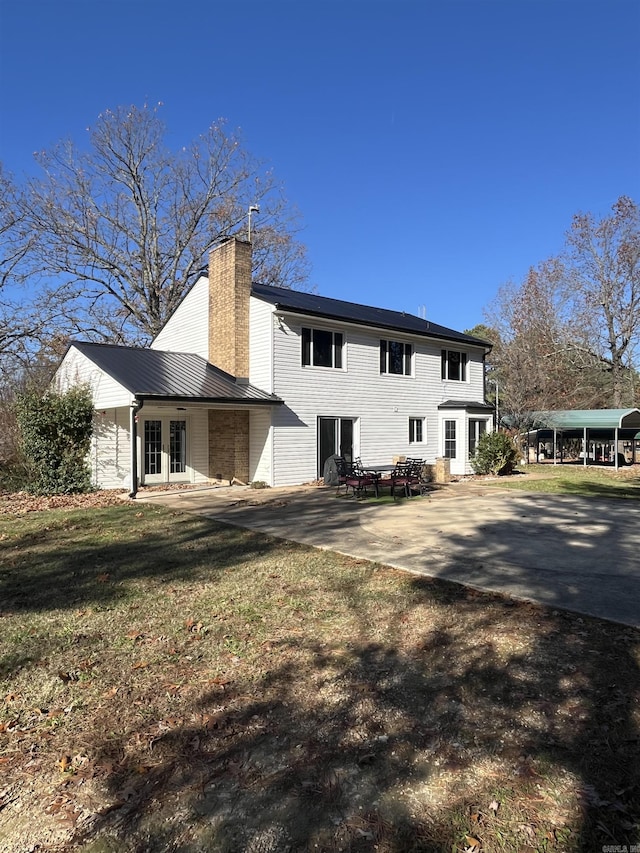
(135, 480, 640, 629)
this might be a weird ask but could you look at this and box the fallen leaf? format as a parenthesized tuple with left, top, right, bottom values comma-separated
(132, 661, 150, 670)
(126, 630, 143, 642)
(465, 836, 481, 850)
(58, 670, 78, 683)
(97, 573, 110, 583)
(103, 686, 119, 699)
(488, 800, 500, 813)
(58, 755, 72, 772)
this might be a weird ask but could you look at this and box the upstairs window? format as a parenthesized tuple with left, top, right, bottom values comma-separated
(302, 328, 343, 368)
(441, 349, 467, 381)
(380, 340, 412, 375)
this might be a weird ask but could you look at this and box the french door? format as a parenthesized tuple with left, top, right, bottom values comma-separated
(318, 417, 354, 478)
(143, 417, 188, 484)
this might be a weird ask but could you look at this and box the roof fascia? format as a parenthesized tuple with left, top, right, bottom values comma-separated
(136, 394, 282, 406)
(271, 305, 491, 351)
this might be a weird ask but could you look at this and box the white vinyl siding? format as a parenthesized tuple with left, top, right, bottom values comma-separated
(151, 276, 209, 358)
(55, 348, 132, 409)
(188, 408, 210, 484)
(250, 408, 273, 484)
(91, 408, 131, 490)
(249, 297, 274, 392)
(270, 316, 486, 486)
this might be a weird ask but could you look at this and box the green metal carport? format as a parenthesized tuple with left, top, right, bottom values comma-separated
(523, 409, 640, 469)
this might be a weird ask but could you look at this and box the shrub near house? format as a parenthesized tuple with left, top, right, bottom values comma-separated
(471, 431, 518, 476)
(16, 386, 94, 495)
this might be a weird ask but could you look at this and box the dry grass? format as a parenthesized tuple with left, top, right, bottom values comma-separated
(482, 462, 640, 500)
(1, 498, 639, 852)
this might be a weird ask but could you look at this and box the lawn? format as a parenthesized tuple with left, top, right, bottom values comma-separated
(1, 496, 639, 852)
(483, 462, 640, 500)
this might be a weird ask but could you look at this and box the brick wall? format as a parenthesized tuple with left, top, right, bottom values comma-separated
(208, 410, 250, 483)
(208, 238, 252, 380)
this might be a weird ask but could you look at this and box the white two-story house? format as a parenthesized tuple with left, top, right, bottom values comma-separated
(54, 238, 493, 494)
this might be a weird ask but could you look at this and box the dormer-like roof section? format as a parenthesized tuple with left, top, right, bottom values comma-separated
(69, 342, 282, 405)
(251, 283, 491, 349)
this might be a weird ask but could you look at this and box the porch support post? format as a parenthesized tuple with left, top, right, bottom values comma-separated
(615, 427, 619, 469)
(129, 398, 144, 499)
(553, 428, 557, 465)
(583, 427, 588, 467)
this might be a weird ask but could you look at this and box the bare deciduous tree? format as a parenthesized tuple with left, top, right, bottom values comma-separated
(482, 197, 639, 420)
(565, 195, 640, 408)
(20, 104, 311, 343)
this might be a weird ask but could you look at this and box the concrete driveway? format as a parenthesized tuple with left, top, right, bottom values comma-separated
(136, 482, 640, 628)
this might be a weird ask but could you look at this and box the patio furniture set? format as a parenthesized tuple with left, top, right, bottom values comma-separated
(334, 457, 430, 500)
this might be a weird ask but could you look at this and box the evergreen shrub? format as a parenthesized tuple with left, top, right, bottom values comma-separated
(16, 386, 94, 495)
(471, 430, 518, 476)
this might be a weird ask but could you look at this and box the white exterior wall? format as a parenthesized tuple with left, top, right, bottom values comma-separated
(55, 348, 132, 409)
(151, 275, 209, 357)
(269, 314, 488, 486)
(187, 407, 210, 484)
(249, 297, 274, 392)
(250, 408, 273, 484)
(91, 408, 131, 489)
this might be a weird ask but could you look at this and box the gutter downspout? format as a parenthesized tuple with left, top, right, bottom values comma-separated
(129, 398, 144, 499)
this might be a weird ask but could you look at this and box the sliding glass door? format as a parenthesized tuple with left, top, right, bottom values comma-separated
(318, 417, 354, 478)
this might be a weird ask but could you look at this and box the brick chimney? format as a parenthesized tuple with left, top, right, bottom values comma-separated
(208, 237, 252, 382)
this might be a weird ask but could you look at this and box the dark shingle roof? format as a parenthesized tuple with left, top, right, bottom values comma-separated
(438, 400, 495, 411)
(252, 283, 491, 348)
(71, 342, 281, 404)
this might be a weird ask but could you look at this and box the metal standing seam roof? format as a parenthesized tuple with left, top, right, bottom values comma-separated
(70, 341, 282, 404)
(251, 283, 492, 349)
(529, 409, 640, 430)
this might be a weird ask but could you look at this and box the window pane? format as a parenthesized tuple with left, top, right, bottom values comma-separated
(334, 333, 343, 369)
(409, 418, 423, 443)
(404, 344, 412, 375)
(312, 329, 333, 367)
(169, 420, 186, 474)
(388, 340, 405, 374)
(445, 420, 456, 459)
(302, 328, 311, 366)
(449, 351, 461, 381)
(144, 420, 162, 475)
(380, 340, 387, 373)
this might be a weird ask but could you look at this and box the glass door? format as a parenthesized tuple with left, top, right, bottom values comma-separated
(318, 417, 354, 478)
(143, 417, 188, 484)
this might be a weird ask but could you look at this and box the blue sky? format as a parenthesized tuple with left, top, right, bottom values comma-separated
(1, 0, 638, 333)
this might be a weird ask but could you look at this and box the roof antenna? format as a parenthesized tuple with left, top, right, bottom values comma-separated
(247, 205, 260, 242)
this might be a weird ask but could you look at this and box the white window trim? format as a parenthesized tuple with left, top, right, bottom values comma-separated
(409, 417, 425, 444)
